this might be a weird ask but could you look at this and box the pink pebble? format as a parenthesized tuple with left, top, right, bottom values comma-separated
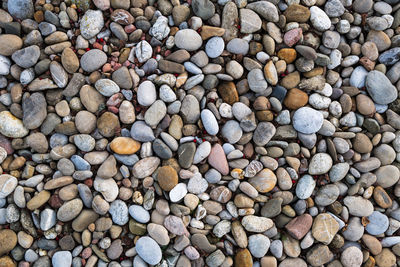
(284, 28, 303, 47)
(102, 63, 112, 72)
(108, 106, 119, 114)
(107, 93, 124, 106)
(125, 24, 136, 33)
(81, 247, 92, 259)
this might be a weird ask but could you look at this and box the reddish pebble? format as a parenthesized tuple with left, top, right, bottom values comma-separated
(18, 261, 29, 267)
(285, 214, 313, 240)
(125, 24, 136, 33)
(107, 93, 124, 106)
(208, 144, 229, 175)
(284, 28, 303, 47)
(84, 178, 93, 187)
(81, 247, 92, 259)
(108, 106, 119, 113)
(49, 194, 63, 209)
(102, 63, 112, 72)
(93, 42, 103, 50)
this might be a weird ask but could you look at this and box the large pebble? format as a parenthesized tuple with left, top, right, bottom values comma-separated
(175, 29, 202, 51)
(80, 10, 104, 39)
(366, 70, 398, 104)
(293, 107, 324, 134)
(0, 111, 29, 138)
(201, 109, 219, 135)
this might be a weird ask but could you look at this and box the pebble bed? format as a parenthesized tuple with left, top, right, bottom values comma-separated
(0, 0, 400, 266)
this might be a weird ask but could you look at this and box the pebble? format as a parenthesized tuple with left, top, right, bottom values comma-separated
(80, 10, 104, 39)
(312, 213, 339, 244)
(308, 153, 333, 175)
(109, 200, 129, 225)
(80, 49, 107, 72)
(293, 107, 324, 134)
(11, 45, 40, 68)
(344, 196, 374, 217)
(366, 70, 398, 104)
(341, 246, 363, 267)
(0, 0, 397, 265)
(366, 211, 389, 235)
(310, 6, 331, 31)
(201, 109, 219, 135)
(205, 37, 224, 58)
(7, 0, 34, 19)
(242, 215, 273, 232)
(175, 29, 202, 51)
(52, 251, 72, 267)
(296, 175, 316, 199)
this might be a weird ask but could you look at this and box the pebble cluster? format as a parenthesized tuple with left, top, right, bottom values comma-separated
(1, 0, 400, 266)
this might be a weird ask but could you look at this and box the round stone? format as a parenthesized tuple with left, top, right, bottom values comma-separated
(248, 234, 270, 258)
(293, 107, 324, 134)
(175, 29, 202, 51)
(80, 49, 107, 72)
(205, 37, 224, 58)
(366, 211, 389, 235)
(308, 153, 333, 175)
(296, 175, 316, 199)
(157, 166, 178, 191)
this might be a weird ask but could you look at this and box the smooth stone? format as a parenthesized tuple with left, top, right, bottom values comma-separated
(80, 49, 107, 72)
(23, 92, 47, 130)
(130, 121, 155, 142)
(344, 196, 374, 217)
(0, 111, 29, 138)
(175, 29, 202, 51)
(8, 0, 34, 19)
(80, 10, 104, 39)
(366, 211, 389, 235)
(366, 70, 398, 104)
(12, 45, 40, 68)
(109, 200, 129, 226)
(95, 79, 120, 97)
(205, 37, 224, 58)
(310, 6, 331, 31)
(293, 107, 323, 134)
(296, 175, 316, 199)
(247, 1, 279, 22)
(226, 38, 249, 55)
(308, 153, 333, 175)
(52, 251, 72, 267)
(201, 109, 219, 135)
(129, 205, 150, 224)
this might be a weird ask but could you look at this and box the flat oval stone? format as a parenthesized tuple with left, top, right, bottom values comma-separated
(296, 175, 316, 199)
(201, 109, 219, 135)
(135, 237, 162, 265)
(366, 70, 398, 104)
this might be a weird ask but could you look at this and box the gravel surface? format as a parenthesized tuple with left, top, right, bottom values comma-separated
(0, 0, 400, 266)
